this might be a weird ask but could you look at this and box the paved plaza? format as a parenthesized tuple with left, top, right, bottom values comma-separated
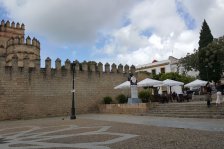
(0, 114, 224, 149)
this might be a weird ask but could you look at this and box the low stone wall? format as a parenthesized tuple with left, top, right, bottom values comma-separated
(98, 103, 155, 114)
(192, 94, 218, 101)
(192, 95, 207, 101)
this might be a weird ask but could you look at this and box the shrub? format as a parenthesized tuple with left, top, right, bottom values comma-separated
(103, 96, 112, 104)
(116, 94, 128, 103)
(151, 95, 159, 102)
(138, 90, 150, 103)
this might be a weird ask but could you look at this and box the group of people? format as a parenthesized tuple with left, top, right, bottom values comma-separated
(171, 92, 190, 102)
(159, 91, 190, 103)
(158, 82, 223, 106)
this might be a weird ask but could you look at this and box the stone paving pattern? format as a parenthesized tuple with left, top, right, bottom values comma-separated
(0, 116, 224, 149)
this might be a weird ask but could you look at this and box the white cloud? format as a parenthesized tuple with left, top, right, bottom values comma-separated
(112, 30, 198, 66)
(148, 34, 164, 50)
(100, 25, 149, 55)
(1, 0, 223, 67)
(129, 0, 186, 36)
(116, 47, 153, 65)
(0, 0, 136, 44)
(182, 0, 224, 37)
(97, 0, 224, 66)
(97, 0, 195, 65)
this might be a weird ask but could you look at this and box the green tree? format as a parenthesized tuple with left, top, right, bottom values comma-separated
(152, 72, 195, 84)
(198, 20, 213, 50)
(152, 73, 162, 80)
(180, 20, 213, 73)
(199, 37, 224, 82)
(179, 49, 199, 71)
(198, 20, 214, 80)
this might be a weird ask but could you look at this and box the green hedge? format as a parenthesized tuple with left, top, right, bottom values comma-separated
(138, 90, 150, 103)
(116, 94, 128, 103)
(103, 96, 112, 104)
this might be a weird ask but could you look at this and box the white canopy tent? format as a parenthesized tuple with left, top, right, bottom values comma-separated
(114, 81, 130, 89)
(163, 79, 184, 86)
(138, 78, 162, 87)
(154, 79, 184, 95)
(184, 79, 207, 88)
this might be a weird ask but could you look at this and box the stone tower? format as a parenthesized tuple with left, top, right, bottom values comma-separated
(0, 20, 40, 67)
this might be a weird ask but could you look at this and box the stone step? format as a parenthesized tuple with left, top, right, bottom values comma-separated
(154, 106, 221, 108)
(149, 109, 223, 112)
(154, 102, 220, 104)
(149, 111, 223, 115)
(146, 102, 224, 119)
(152, 107, 223, 111)
(149, 108, 223, 111)
(153, 107, 213, 110)
(150, 110, 223, 113)
(152, 105, 221, 108)
(153, 106, 220, 108)
(148, 111, 224, 115)
(151, 109, 223, 112)
(154, 104, 222, 108)
(145, 113, 224, 119)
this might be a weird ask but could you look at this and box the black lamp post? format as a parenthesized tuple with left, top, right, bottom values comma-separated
(205, 65, 209, 81)
(70, 62, 76, 119)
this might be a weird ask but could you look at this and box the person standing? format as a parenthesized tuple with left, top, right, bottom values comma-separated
(205, 93, 211, 108)
(216, 82, 222, 106)
(206, 83, 212, 94)
(216, 91, 222, 107)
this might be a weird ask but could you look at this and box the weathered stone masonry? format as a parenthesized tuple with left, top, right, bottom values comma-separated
(0, 20, 144, 120)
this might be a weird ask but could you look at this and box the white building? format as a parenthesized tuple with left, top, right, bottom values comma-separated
(136, 56, 198, 77)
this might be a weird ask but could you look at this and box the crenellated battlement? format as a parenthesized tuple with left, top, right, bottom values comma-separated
(0, 20, 25, 31)
(6, 36, 40, 48)
(42, 58, 135, 74)
(0, 55, 136, 75)
(0, 20, 25, 41)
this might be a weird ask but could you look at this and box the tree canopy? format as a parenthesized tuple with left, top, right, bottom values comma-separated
(180, 36, 224, 82)
(179, 49, 199, 71)
(180, 20, 213, 73)
(198, 20, 214, 80)
(198, 37, 224, 82)
(179, 20, 224, 82)
(198, 19, 213, 50)
(152, 72, 195, 84)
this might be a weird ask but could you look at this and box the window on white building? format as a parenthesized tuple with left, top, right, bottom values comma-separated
(152, 69, 156, 75)
(161, 68, 165, 74)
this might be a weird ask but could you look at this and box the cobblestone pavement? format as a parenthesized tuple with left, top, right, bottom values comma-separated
(79, 114, 224, 132)
(0, 115, 223, 149)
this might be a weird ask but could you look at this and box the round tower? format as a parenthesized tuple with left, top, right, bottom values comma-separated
(0, 20, 40, 67)
(6, 36, 40, 67)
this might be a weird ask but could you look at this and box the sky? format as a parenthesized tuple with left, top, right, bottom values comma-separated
(0, 0, 224, 67)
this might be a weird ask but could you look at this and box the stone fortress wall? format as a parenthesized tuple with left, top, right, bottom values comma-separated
(0, 20, 145, 120)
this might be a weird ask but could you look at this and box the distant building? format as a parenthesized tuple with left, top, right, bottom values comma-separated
(136, 56, 198, 77)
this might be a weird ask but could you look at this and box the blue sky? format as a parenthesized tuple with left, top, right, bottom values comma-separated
(0, 0, 224, 67)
